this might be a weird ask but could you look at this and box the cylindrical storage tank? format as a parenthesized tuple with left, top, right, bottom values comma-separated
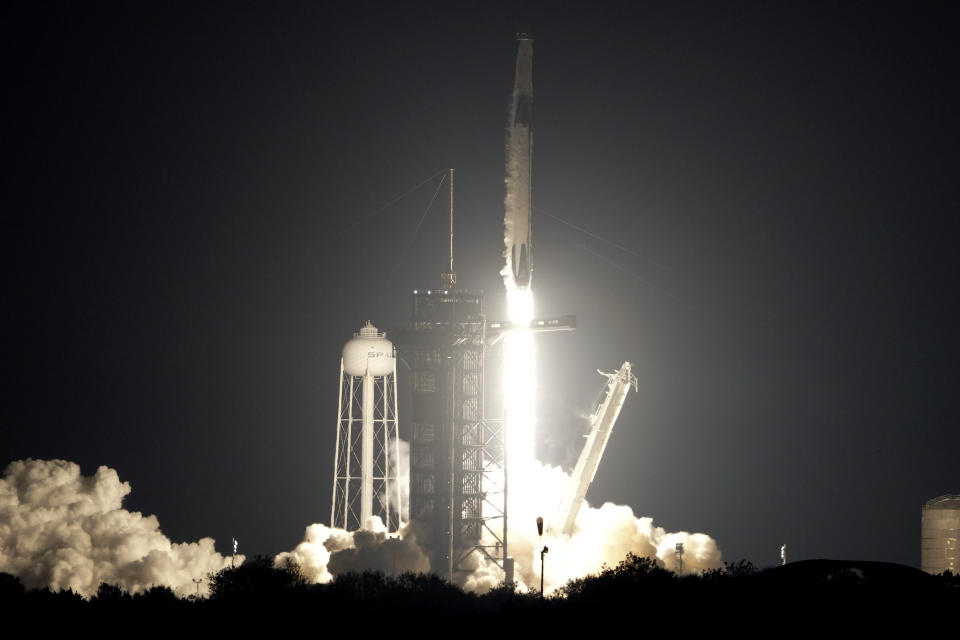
(342, 321, 394, 376)
(921, 494, 960, 575)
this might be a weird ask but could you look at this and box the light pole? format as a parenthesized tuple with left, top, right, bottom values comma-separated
(537, 516, 549, 599)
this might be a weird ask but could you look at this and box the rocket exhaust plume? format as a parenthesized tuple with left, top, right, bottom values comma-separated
(502, 34, 538, 525)
(0, 459, 242, 597)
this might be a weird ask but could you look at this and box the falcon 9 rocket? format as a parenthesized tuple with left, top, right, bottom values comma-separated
(503, 34, 533, 290)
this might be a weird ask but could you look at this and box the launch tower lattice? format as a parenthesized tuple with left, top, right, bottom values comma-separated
(398, 290, 507, 579)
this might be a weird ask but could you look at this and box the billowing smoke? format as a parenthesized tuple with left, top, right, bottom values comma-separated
(278, 459, 721, 595)
(274, 516, 428, 582)
(0, 459, 241, 597)
(459, 459, 722, 594)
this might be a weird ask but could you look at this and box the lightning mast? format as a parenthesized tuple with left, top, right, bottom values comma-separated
(556, 361, 638, 536)
(441, 168, 456, 289)
(400, 167, 497, 580)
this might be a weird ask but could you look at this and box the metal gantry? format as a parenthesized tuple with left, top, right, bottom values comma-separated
(402, 289, 508, 579)
(457, 413, 508, 571)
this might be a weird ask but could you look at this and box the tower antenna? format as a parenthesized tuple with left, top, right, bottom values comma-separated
(442, 168, 456, 288)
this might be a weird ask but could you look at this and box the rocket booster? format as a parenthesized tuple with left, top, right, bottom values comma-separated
(504, 35, 534, 289)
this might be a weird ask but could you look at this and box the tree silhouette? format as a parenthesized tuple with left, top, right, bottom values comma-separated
(208, 555, 305, 599)
(0, 573, 25, 600)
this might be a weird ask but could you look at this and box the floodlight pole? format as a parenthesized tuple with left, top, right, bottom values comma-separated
(540, 546, 549, 598)
(537, 516, 548, 600)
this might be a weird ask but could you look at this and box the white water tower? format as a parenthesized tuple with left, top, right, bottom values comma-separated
(331, 321, 401, 531)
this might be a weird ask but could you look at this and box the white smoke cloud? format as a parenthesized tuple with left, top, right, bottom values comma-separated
(0, 458, 241, 597)
(278, 460, 721, 595)
(460, 460, 723, 594)
(274, 516, 428, 581)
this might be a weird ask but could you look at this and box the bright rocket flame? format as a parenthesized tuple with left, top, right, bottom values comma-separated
(503, 287, 536, 514)
(506, 287, 534, 326)
(501, 287, 556, 589)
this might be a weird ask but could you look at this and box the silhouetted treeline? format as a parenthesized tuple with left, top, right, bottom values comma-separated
(3, 555, 956, 632)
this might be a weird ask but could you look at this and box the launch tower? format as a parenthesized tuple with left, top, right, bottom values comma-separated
(397, 169, 508, 579)
(400, 289, 505, 578)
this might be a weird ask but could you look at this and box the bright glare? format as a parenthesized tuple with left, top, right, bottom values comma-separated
(503, 287, 536, 519)
(506, 288, 534, 326)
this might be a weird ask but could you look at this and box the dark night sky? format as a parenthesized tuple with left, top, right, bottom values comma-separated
(5, 1, 958, 569)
